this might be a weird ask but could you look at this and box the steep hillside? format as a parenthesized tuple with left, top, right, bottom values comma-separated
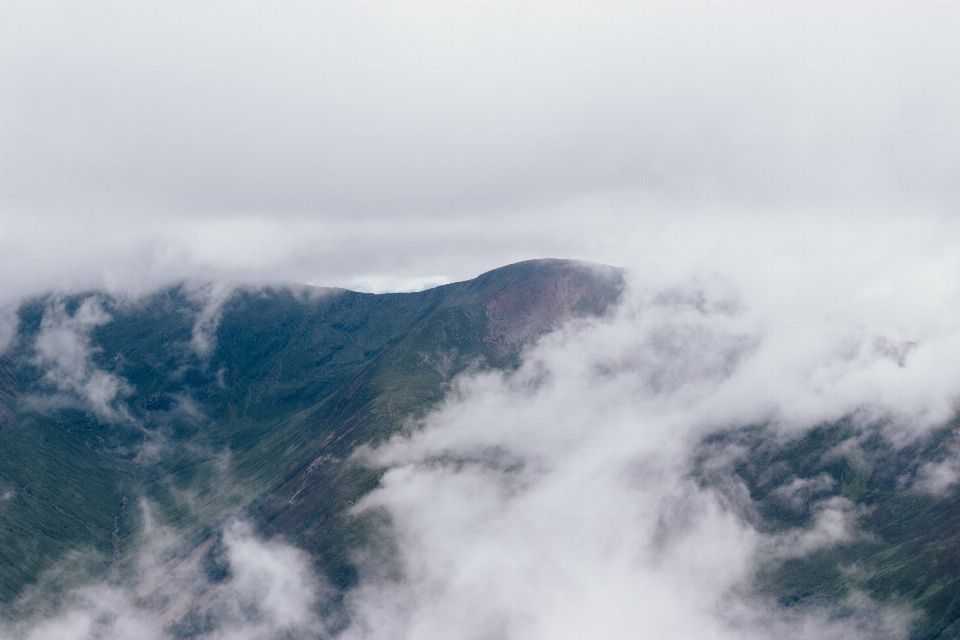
(5, 258, 959, 639)
(696, 417, 960, 640)
(0, 259, 624, 601)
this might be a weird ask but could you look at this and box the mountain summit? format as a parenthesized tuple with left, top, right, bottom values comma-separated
(5, 259, 960, 639)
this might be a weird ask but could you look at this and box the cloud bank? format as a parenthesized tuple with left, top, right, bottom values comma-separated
(3, 1, 960, 301)
(3, 221, 959, 637)
(340, 252, 958, 639)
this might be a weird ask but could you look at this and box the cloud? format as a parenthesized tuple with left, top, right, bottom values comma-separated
(5, 219, 959, 637)
(2, 2, 960, 637)
(30, 297, 133, 423)
(913, 439, 960, 496)
(0, 305, 17, 356)
(335, 250, 960, 639)
(768, 496, 865, 560)
(1, 512, 329, 640)
(3, 2, 960, 302)
(187, 283, 236, 358)
(767, 474, 837, 514)
(345, 274, 452, 295)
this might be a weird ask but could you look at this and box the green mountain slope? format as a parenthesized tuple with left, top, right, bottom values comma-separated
(5, 257, 960, 639)
(696, 417, 960, 639)
(0, 259, 624, 601)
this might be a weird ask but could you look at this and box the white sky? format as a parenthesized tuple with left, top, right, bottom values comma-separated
(2, 0, 958, 299)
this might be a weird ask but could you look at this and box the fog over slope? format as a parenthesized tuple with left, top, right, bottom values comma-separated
(3, 232, 959, 639)
(2, 1, 960, 638)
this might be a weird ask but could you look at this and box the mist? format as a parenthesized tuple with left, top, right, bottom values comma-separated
(4, 222, 959, 637)
(2, 514, 330, 640)
(335, 238, 958, 638)
(2, 0, 960, 638)
(3, 1, 960, 302)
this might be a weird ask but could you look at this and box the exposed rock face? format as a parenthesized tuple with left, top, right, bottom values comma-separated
(480, 260, 622, 354)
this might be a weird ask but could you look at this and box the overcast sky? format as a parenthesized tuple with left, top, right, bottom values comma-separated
(3, 4, 960, 637)
(2, 0, 958, 301)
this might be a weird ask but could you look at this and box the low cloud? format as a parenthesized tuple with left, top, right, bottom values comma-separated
(0, 306, 17, 356)
(345, 274, 452, 295)
(187, 283, 236, 358)
(767, 474, 837, 514)
(2, 1, 958, 637)
(5, 236, 959, 637)
(338, 263, 954, 639)
(768, 496, 865, 560)
(914, 442, 960, 496)
(30, 297, 133, 423)
(2, 512, 329, 640)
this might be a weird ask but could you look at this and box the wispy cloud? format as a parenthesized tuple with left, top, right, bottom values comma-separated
(30, 297, 133, 423)
(6, 232, 959, 637)
(187, 283, 236, 358)
(2, 508, 330, 640)
(338, 252, 959, 638)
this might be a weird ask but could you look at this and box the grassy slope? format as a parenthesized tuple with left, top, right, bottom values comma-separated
(0, 259, 623, 601)
(5, 258, 960, 638)
(697, 418, 960, 639)
(252, 259, 626, 587)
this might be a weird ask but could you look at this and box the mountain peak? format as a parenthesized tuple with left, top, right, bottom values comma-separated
(0, 259, 624, 601)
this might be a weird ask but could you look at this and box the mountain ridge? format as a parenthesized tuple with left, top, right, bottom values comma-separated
(4, 259, 959, 638)
(0, 258, 625, 600)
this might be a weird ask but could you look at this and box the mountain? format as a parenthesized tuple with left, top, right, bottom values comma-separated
(0, 259, 624, 601)
(696, 418, 960, 640)
(2, 258, 960, 639)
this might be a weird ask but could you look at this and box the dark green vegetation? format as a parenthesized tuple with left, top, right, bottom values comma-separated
(4, 257, 960, 639)
(696, 417, 960, 639)
(0, 259, 623, 602)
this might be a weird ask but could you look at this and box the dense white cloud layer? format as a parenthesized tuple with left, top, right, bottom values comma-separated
(2, 1, 960, 301)
(337, 247, 958, 638)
